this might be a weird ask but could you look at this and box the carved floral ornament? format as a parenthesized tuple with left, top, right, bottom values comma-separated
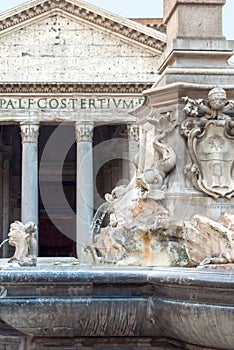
(181, 87, 234, 199)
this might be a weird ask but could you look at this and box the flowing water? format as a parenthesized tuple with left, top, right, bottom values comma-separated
(90, 202, 109, 241)
(0, 239, 9, 249)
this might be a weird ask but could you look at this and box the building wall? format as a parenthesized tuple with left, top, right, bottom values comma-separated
(0, 14, 159, 83)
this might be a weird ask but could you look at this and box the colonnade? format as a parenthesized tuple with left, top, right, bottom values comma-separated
(17, 121, 139, 261)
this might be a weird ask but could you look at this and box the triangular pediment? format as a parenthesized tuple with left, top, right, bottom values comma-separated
(0, 11, 161, 83)
(0, 0, 166, 54)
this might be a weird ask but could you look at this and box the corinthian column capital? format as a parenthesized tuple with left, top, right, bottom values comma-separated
(20, 122, 40, 143)
(127, 124, 139, 141)
(75, 122, 94, 142)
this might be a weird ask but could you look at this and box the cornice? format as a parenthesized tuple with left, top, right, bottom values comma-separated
(0, 82, 153, 94)
(145, 23, 166, 34)
(130, 19, 166, 34)
(0, 0, 167, 53)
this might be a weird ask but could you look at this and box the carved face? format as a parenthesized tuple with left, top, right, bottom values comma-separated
(9, 220, 24, 232)
(8, 227, 29, 247)
(8, 230, 23, 247)
(209, 97, 226, 110)
(8, 229, 29, 260)
(208, 88, 227, 110)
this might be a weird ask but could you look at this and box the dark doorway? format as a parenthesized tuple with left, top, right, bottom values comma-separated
(39, 125, 76, 257)
(0, 125, 21, 258)
(39, 215, 75, 257)
(93, 124, 129, 207)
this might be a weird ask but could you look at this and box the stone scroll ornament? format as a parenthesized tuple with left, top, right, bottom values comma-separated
(8, 221, 37, 266)
(181, 87, 234, 199)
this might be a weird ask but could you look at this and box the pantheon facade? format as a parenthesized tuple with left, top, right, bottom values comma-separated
(1, 1, 234, 349)
(0, 0, 166, 258)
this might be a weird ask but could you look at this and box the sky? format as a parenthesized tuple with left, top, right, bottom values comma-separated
(0, 0, 233, 39)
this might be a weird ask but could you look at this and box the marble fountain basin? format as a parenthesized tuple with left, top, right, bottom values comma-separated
(0, 258, 234, 349)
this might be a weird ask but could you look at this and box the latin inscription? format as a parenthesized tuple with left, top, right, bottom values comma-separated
(0, 97, 144, 110)
(207, 199, 234, 210)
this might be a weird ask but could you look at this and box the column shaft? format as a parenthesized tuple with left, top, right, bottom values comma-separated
(76, 122, 94, 261)
(20, 122, 39, 244)
(127, 124, 139, 178)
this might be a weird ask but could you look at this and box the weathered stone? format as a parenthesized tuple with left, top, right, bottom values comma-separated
(0, 0, 234, 348)
(87, 86, 234, 268)
(0, 262, 234, 349)
(0, 15, 160, 83)
(181, 87, 234, 199)
(8, 220, 37, 266)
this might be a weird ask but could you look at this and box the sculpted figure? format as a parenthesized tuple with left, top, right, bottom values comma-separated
(83, 112, 179, 266)
(8, 220, 37, 266)
(150, 130, 176, 189)
(182, 87, 234, 121)
(84, 88, 234, 268)
(146, 112, 177, 190)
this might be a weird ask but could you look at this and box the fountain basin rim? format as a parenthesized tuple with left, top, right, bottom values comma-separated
(0, 258, 234, 288)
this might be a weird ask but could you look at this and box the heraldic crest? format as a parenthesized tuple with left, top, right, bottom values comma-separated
(181, 87, 234, 199)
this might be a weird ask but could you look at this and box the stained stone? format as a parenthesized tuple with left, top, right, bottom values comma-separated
(0, 0, 234, 349)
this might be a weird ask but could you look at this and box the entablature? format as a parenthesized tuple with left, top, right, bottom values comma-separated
(0, 82, 147, 124)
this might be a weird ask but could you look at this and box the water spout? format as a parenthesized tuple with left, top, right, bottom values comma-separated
(90, 202, 109, 241)
(0, 239, 9, 249)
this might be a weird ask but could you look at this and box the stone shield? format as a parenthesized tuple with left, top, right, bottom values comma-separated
(187, 120, 234, 199)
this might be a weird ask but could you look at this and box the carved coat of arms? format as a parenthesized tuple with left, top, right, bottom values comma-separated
(181, 87, 234, 199)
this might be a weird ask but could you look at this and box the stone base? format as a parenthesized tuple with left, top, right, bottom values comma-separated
(0, 261, 234, 350)
(29, 338, 226, 350)
(0, 331, 222, 350)
(0, 320, 27, 350)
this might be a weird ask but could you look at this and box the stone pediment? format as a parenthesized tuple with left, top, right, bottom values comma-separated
(0, 0, 166, 54)
(0, 0, 166, 84)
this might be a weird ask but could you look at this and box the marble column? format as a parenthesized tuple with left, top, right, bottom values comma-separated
(137, 126, 147, 177)
(119, 128, 129, 184)
(127, 124, 139, 178)
(75, 122, 94, 262)
(20, 122, 39, 248)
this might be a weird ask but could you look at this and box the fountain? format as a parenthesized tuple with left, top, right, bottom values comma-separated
(0, 0, 234, 349)
(84, 87, 234, 268)
(2, 96, 234, 348)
